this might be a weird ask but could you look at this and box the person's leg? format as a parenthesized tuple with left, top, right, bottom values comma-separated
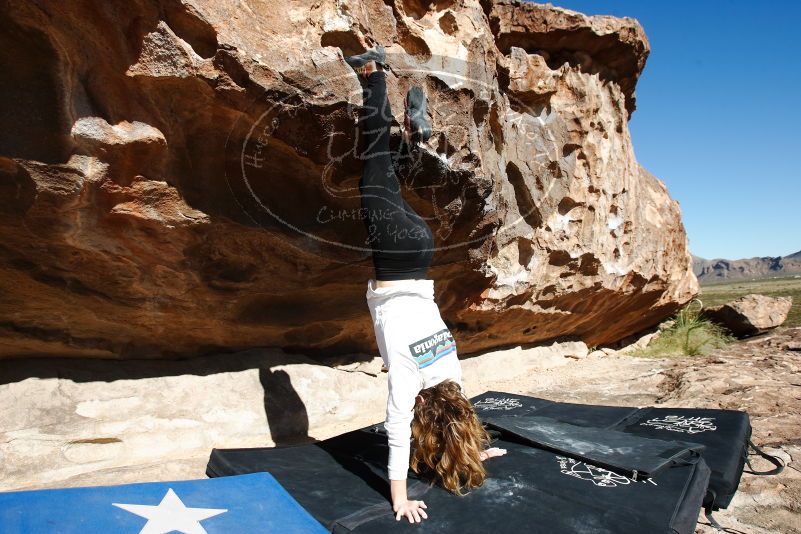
(359, 69, 399, 208)
(357, 69, 434, 280)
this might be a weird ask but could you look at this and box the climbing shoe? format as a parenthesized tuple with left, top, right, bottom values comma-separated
(344, 44, 389, 75)
(405, 85, 432, 143)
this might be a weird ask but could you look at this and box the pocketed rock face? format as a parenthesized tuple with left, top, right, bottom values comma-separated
(487, 0, 649, 116)
(0, 0, 697, 359)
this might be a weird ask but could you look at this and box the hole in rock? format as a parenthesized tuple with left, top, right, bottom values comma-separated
(0, 17, 71, 163)
(397, 28, 432, 61)
(578, 253, 600, 276)
(163, 0, 218, 58)
(321, 30, 364, 57)
(489, 102, 504, 153)
(472, 99, 489, 127)
(557, 196, 584, 215)
(517, 238, 534, 266)
(506, 161, 543, 229)
(402, 0, 456, 20)
(439, 11, 458, 34)
(548, 250, 573, 267)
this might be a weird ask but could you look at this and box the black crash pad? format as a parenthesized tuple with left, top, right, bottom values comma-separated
(482, 414, 705, 480)
(207, 419, 710, 533)
(471, 391, 752, 510)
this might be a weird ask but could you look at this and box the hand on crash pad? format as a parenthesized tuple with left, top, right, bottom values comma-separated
(394, 499, 428, 523)
(480, 447, 507, 461)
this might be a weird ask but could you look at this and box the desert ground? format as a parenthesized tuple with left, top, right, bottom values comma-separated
(2, 323, 799, 533)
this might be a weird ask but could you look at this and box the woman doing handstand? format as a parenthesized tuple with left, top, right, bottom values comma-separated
(344, 44, 507, 525)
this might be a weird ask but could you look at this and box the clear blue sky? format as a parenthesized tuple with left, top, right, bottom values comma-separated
(531, 0, 800, 259)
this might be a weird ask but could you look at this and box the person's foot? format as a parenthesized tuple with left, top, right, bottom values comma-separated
(344, 44, 389, 78)
(404, 86, 432, 144)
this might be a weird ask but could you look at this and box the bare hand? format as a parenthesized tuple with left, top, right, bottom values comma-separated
(393, 499, 428, 523)
(480, 447, 507, 461)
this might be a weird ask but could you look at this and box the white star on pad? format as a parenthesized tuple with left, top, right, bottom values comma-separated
(112, 488, 227, 534)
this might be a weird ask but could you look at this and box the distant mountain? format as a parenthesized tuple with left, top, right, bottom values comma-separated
(693, 250, 801, 283)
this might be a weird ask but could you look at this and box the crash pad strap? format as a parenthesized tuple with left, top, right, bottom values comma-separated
(745, 439, 785, 476)
(484, 414, 705, 479)
(703, 494, 739, 534)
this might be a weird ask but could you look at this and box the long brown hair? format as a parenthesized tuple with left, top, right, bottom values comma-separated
(409, 379, 492, 496)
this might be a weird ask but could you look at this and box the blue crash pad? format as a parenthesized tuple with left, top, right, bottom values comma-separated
(0, 472, 327, 534)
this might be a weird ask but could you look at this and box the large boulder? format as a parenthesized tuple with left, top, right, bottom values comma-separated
(0, 0, 697, 360)
(702, 294, 793, 338)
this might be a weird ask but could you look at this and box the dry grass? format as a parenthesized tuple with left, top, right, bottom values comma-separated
(632, 276, 800, 357)
(634, 302, 735, 357)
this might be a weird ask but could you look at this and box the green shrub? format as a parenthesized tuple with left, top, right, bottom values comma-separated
(637, 301, 734, 357)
